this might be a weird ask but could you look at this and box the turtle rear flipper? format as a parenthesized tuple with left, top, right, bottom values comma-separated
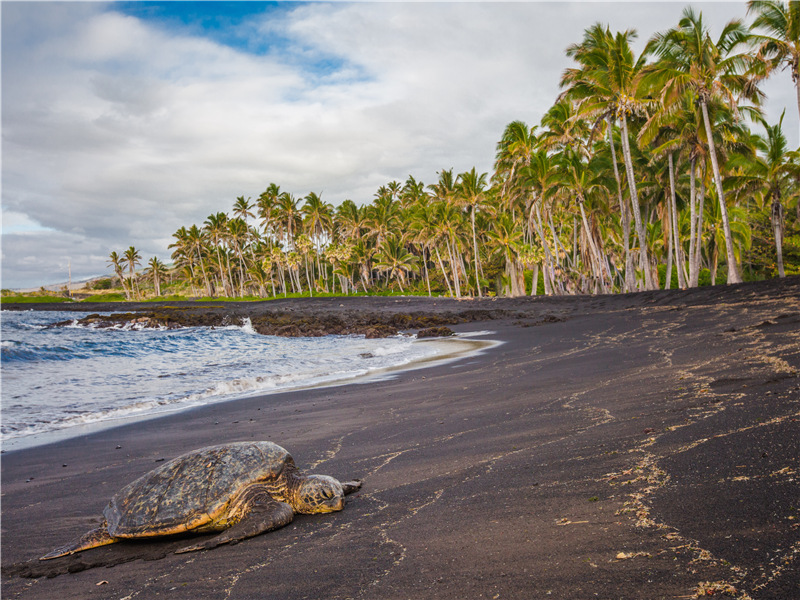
(40, 526, 116, 560)
(175, 500, 294, 554)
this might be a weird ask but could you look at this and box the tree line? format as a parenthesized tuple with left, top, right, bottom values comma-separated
(110, 3, 800, 300)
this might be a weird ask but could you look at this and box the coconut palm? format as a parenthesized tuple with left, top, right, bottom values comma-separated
(374, 236, 418, 293)
(257, 184, 281, 242)
(365, 194, 402, 248)
(336, 199, 366, 242)
(455, 167, 489, 297)
(560, 23, 654, 289)
(732, 112, 800, 276)
(272, 193, 302, 251)
(302, 192, 333, 245)
(748, 0, 800, 129)
(203, 212, 233, 296)
(123, 246, 142, 299)
(145, 257, 168, 297)
(232, 196, 255, 223)
(107, 251, 131, 300)
(644, 7, 763, 284)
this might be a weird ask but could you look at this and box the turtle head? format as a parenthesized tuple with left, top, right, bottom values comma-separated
(293, 475, 345, 514)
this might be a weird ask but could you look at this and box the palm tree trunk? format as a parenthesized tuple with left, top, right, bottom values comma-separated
(447, 239, 461, 298)
(694, 178, 707, 286)
(772, 193, 786, 278)
(700, 99, 742, 284)
(423, 246, 432, 296)
(578, 201, 608, 293)
(470, 209, 482, 297)
(607, 115, 634, 293)
(668, 153, 687, 289)
(533, 204, 555, 295)
(795, 74, 800, 143)
(619, 113, 654, 290)
(531, 263, 539, 296)
(665, 209, 673, 290)
(434, 246, 454, 297)
(688, 159, 697, 286)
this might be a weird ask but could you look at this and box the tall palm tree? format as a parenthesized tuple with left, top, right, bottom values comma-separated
(187, 224, 213, 296)
(123, 246, 142, 299)
(644, 7, 763, 284)
(365, 194, 401, 248)
(336, 199, 366, 241)
(232, 196, 254, 223)
(748, 0, 800, 131)
(374, 236, 418, 293)
(302, 192, 333, 245)
(257, 184, 281, 242)
(107, 251, 131, 300)
(560, 23, 654, 289)
(455, 167, 489, 297)
(733, 112, 800, 276)
(145, 256, 168, 297)
(272, 193, 302, 251)
(203, 212, 233, 296)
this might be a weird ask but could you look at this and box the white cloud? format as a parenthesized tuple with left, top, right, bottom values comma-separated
(2, 1, 796, 288)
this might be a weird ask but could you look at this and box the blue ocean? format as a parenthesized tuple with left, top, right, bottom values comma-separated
(1, 310, 484, 450)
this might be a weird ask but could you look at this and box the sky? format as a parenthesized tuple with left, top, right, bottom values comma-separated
(2, 1, 797, 289)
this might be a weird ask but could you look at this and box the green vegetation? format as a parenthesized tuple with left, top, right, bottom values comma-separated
(0, 294, 73, 304)
(81, 293, 128, 303)
(108, 3, 799, 300)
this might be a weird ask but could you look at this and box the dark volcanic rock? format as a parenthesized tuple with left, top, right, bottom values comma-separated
(416, 326, 455, 338)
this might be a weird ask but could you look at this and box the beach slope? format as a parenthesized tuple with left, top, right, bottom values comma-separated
(3, 279, 799, 599)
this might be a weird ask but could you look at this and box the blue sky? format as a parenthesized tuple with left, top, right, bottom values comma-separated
(2, 1, 796, 289)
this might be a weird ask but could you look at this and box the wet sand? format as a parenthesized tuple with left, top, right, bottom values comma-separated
(2, 278, 800, 599)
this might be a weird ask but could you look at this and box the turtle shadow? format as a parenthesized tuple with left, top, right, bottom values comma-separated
(2, 535, 210, 579)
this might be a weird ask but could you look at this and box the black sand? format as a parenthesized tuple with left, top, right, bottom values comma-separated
(2, 279, 800, 599)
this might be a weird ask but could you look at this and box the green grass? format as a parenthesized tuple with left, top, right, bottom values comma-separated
(0, 295, 73, 304)
(79, 293, 128, 302)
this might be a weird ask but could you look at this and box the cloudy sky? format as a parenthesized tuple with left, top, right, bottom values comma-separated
(2, 1, 796, 289)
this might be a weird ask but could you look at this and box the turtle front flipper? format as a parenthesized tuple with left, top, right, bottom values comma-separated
(40, 525, 116, 560)
(175, 500, 294, 554)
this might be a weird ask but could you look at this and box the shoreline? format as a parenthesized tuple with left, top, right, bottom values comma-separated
(1, 332, 498, 453)
(3, 278, 800, 599)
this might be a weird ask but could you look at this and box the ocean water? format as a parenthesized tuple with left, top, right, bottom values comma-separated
(1, 310, 487, 450)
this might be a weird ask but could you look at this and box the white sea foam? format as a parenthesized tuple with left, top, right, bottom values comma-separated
(1, 309, 494, 449)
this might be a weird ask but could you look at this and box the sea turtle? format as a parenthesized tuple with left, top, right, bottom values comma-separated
(40, 441, 362, 560)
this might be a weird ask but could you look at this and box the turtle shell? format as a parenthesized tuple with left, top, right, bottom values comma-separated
(104, 441, 292, 538)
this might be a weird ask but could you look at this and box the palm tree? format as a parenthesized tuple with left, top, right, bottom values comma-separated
(748, 0, 800, 131)
(123, 246, 142, 299)
(257, 184, 281, 242)
(365, 194, 401, 248)
(272, 193, 302, 251)
(302, 192, 333, 245)
(107, 251, 131, 300)
(203, 212, 232, 296)
(374, 236, 419, 292)
(227, 217, 250, 296)
(486, 212, 525, 296)
(232, 196, 254, 223)
(336, 199, 366, 242)
(644, 7, 763, 284)
(733, 112, 800, 276)
(559, 150, 614, 293)
(187, 224, 213, 296)
(517, 149, 563, 295)
(145, 257, 168, 297)
(455, 167, 489, 297)
(560, 23, 654, 289)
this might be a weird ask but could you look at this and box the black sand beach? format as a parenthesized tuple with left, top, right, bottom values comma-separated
(2, 279, 800, 599)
